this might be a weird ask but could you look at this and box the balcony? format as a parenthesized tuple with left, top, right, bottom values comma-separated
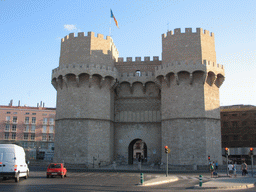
(49, 121, 54, 125)
(24, 121, 30, 125)
(4, 129, 10, 132)
(11, 129, 17, 132)
(31, 121, 36, 125)
(5, 120, 11, 124)
(12, 120, 18, 124)
(43, 122, 48, 125)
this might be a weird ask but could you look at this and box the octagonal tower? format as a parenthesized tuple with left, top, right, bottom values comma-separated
(52, 32, 118, 166)
(157, 28, 225, 165)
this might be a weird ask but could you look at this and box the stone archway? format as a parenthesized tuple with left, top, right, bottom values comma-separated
(128, 139, 147, 164)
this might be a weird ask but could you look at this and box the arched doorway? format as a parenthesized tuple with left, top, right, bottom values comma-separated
(128, 139, 147, 164)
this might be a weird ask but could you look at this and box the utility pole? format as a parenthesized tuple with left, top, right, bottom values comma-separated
(164, 146, 170, 177)
(225, 147, 229, 176)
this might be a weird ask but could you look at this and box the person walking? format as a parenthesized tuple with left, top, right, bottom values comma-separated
(233, 161, 237, 178)
(228, 163, 233, 177)
(241, 161, 247, 176)
(215, 161, 218, 172)
(210, 163, 214, 178)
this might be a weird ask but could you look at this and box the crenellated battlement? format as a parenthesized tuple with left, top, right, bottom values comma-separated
(52, 63, 118, 80)
(61, 32, 119, 55)
(59, 31, 119, 66)
(117, 56, 160, 63)
(155, 60, 224, 77)
(61, 31, 114, 43)
(162, 28, 214, 39)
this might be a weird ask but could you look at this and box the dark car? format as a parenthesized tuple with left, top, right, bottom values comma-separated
(46, 163, 67, 178)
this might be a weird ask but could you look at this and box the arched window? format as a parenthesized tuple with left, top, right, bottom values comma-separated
(135, 70, 141, 76)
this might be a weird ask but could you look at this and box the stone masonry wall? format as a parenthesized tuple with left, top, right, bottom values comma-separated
(114, 123, 161, 164)
(54, 119, 114, 166)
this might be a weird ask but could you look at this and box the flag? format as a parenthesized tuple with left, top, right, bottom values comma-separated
(110, 9, 119, 28)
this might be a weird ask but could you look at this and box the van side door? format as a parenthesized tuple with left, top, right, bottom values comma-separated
(0, 152, 3, 173)
(3, 152, 15, 173)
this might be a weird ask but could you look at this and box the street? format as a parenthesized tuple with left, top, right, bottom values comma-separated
(0, 171, 256, 192)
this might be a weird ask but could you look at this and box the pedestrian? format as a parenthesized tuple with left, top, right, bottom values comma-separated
(233, 161, 237, 178)
(212, 161, 215, 169)
(215, 161, 218, 172)
(112, 161, 117, 170)
(241, 161, 247, 176)
(228, 163, 233, 177)
(210, 163, 214, 178)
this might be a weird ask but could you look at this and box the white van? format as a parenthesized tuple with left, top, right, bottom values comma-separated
(0, 144, 29, 182)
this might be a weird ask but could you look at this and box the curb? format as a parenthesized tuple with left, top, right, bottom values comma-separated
(139, 177, 179, 186)
(194, 182, 256, 190)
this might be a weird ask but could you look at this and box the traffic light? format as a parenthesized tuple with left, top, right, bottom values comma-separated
(249, 148, 253, 156)
(225, 147, 229, 156)
(165, 146, 168, 154)
(208, 156, 210, 161)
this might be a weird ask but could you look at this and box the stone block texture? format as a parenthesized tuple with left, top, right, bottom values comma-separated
(52, 28, 225, 167)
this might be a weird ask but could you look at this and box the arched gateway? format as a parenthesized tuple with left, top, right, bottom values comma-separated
(128, 139, 147, 164)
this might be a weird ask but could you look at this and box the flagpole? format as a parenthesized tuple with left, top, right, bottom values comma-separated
(109, 10, 111, 37)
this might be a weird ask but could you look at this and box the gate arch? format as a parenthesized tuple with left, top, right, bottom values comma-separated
(128, 139, 147, 164)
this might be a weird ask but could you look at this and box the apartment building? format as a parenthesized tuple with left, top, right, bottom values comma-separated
(221, 105, 256, 164)
(0, 100, 56, 161)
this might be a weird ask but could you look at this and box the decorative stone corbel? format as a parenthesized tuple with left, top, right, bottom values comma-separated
(164, 76, 170, 87)
(189, 73, 193, 85)
(63, 76, 68, 88)
(202, 72, 207, 84)
(143, 83, 146, 94)
(175, 74, 179, 85)
(154, 78, 161, 89)
(76, 76, 79, 87)
(115, 84, 121, 96)
(89, 75, 93, 88)
(55, 79, 60, 90)
(100, 77, 105, 89)
(110, 79, 118, 90)
(130, 84, 134, 94)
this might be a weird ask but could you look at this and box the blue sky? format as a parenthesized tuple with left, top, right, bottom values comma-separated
(1, 0, 255, 108)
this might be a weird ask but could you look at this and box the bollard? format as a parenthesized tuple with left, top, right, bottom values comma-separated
(199, 175, 203, 187)
(140, 173, 144, 185)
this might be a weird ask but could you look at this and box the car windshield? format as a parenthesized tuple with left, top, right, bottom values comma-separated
(49, 164, 61, 168)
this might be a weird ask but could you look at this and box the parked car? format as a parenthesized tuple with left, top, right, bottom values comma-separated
(46, 163, 67, 178)
(0, 144, 29, 182)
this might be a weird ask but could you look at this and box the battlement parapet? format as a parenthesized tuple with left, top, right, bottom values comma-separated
(118, 71, 155, 85)
(155, 60, 224, 77)
(117, 56, 160, 63)
(162, 28, 214, 39)
(61, 31, 114, 43)
(52, 63, 118, 80)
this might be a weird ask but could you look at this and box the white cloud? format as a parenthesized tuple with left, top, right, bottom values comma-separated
(64, 24, 77, 31)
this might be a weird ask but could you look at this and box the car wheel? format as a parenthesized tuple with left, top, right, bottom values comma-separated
(15, 175, 19, 183)
(25, 171, 29, 179)
(51, 175, 54, 178)
(61, 174, 64, 178)
(64, 174, 67, 177)
(47, 175, 49, 178)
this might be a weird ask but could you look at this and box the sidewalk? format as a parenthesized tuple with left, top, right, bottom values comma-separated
(193, 175, 256, 190)
(140, 175, 178, 186)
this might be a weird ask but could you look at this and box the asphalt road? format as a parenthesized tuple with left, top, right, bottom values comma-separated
(1, 171, 256, 192)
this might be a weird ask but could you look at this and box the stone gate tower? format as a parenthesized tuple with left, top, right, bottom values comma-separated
(52, 32, 119, 164)
(52, 28, 225, 167)
(157, 28, 225, 165)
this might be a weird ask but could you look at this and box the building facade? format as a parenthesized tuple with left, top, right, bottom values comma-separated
(52, 28, 225, 167)
(0, 100, 56, 160)
(221, 105, 256, 164)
